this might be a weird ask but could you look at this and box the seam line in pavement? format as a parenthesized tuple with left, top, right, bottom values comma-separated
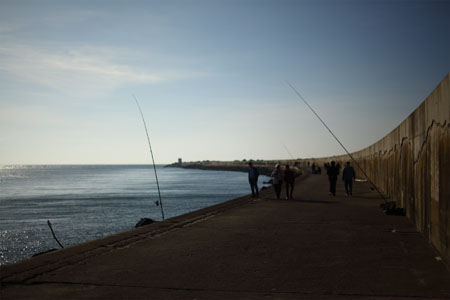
(2, 280, 448, 299)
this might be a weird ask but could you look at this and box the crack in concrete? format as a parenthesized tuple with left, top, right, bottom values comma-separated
(369, 119, 448, 165)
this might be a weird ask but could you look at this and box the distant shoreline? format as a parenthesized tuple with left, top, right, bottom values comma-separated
(166, 160, 305, 177)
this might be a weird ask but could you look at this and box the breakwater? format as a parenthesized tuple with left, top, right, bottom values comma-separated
(3, 173, 449, 299)
(166, 160, 304, 177)
(305, 74, 450, 263)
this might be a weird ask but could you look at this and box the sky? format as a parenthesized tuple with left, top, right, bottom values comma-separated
(0, 0, 448, 165)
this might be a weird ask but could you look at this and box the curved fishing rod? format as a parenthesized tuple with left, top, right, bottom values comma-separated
(133, 95, 165, 220)
(286, 81, 388, 203)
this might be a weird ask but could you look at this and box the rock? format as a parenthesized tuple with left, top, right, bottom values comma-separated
(135, 218, 155, 228)
(380, 202, 406, 216)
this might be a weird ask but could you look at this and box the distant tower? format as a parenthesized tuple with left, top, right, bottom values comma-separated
(178, 158, 182, 165)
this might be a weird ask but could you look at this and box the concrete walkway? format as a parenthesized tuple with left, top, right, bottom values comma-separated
(1, 172, 449, 299)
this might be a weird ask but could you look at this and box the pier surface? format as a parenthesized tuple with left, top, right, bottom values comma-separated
(1, 172, 449, 299)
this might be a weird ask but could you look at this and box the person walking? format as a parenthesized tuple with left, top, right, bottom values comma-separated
(284, 165, 295, 200)
(248, 162, 259, 198)
(342, 161, 356, 196)
(327, 161, 339, 196)
(271, 163, 283, 200)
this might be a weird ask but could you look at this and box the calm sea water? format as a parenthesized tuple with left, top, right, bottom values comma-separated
(0, 165, 269, 265)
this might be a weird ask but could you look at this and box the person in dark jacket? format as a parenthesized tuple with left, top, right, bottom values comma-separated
(327, 161, 339, 196)
(342, 161, 356, 196)
(284, 165, 295, 200)
(248, 162, 259, 198)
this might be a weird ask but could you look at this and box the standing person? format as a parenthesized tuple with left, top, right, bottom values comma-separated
(284, 165, 295, 200)
(248, 162, 259, 198)
(327, 161, 339, 196)
(342, 161, 356, 196)
(271, 164, 283, 200)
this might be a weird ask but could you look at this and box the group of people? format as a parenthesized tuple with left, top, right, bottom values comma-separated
(325, 161, 356, 196)
(248, 162, 295, 200)
(248, 160, 356, 199)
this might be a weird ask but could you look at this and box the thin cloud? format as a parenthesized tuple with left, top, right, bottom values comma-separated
(0, 41, 204, 99)
(0, 43, 159, 94)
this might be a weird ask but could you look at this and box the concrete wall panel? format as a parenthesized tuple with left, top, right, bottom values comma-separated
(314, 74, 450, 263)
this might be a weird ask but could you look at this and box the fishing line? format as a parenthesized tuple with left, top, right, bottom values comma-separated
(133, 95, 165, 220)
(280, 141, 296, 160)
(286, 81, 388, 203)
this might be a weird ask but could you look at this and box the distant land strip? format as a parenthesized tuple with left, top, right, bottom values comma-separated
(166, 159, 308, 177)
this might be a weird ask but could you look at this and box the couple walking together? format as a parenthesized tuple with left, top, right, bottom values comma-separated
(327, 161, 356, 196)
(271, 164, 295, 200)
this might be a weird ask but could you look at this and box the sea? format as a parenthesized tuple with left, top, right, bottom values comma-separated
(0, 164, 270, 265)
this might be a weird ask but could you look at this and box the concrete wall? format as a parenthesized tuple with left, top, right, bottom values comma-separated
(313, 74, 450, 263)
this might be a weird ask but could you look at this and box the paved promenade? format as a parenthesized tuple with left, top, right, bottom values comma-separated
(1, 172, 449, 299)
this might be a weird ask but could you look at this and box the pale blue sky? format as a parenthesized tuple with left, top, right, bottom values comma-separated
(0, 0, 448, 164)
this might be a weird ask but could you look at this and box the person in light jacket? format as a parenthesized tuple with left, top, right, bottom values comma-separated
(271, 164, 283, 200)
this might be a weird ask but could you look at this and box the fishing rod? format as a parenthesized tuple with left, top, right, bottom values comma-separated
(133, 94, 165, 220)
(47, 220, 64, 249)
(281, 141, 296, 161)
(286, 81, 388, 203)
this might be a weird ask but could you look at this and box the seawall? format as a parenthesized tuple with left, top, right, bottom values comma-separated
(306, 74, 450, 263)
